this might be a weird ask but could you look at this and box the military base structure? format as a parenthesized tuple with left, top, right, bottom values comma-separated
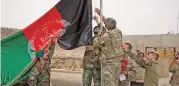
(1, 27, 179, 77)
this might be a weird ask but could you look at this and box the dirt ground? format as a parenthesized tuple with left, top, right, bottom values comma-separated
(51, 71, 82, 86)
(51, 71, 171, 86)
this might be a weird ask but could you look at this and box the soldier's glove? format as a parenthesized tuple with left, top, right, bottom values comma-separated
(35, 49, 44, 60)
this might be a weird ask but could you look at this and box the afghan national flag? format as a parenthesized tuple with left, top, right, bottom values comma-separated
(1, 0, 92, 85)
(57, 0, 92, 49)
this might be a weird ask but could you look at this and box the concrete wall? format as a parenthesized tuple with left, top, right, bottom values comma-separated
(123, 34, 179, 53)
(0, 27, 20, 39)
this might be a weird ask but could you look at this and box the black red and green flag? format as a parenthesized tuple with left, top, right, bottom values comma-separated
(1, 0, 92, 85)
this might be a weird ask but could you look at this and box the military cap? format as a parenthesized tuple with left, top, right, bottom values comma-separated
(148, 50, 159, 58)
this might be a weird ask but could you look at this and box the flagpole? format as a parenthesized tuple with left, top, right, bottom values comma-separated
(177, 12, 179, 34)
(100, 0, 103, 29)
(100, 0, 103, 86)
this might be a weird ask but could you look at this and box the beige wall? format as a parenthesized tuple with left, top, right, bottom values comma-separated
(123, 34, 179, 53)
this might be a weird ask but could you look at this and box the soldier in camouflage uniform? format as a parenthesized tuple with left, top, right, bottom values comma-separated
(118, 43, 137, 86)
(118, 53, 137, 86)
(122, 43, 159, 86)
(169, 52, 179, 86)
(130, 52, 145, 86)
(122, 43, 145, 86)
(95, 8, 124, 86)
(28, 36, 56, 86)
(28, 49, 45, 86)
(45, 36, 56, 86)
(38, 37, 56, 86)
(82, 25, 101, 86)
(124, 45, 159, 86)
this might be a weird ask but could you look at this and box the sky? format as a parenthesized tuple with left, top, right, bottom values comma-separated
(1, 0, 179, 35)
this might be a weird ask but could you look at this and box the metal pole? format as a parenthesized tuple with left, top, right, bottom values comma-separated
(100, 1, 103, 86)
(100, 0, 103, 29)
(177, 19, 178, 34)
(100, 61, 103, 86)
(177, 12, 179, 34)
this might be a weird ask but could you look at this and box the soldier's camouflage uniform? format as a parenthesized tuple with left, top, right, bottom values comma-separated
(28, 49, 44, 86)
(46, 42, 55, 85)
(46, 42, 55, 72)
(126, 51, 159, 86)
(118, 54, 137, 86)
(125, 51, 145, 86)
(93, 28, 124, 86)
(82, 45, 101, 86)
(130, 62, 145, 86)
(28, 42, 55, 86)
(169, 61, 179, 86)
(39, 42, 55, 86)
(28, 61, 50, 86)
(28, 62, 40, 86)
